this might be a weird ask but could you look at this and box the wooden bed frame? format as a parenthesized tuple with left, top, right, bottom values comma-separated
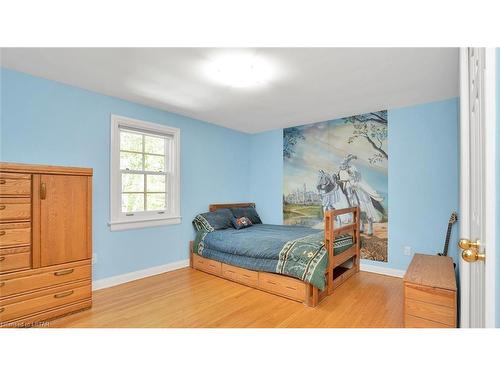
(189, 203, 360, 307)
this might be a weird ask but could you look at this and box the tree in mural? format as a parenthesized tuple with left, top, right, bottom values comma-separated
(283, 127, 305, 159)
(346, 111, 388, 165)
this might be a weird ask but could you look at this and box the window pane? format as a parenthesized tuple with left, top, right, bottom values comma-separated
(120, 151, 143, 170)
(147, 193, 166, 211)
(122, 193, 144, 212)
(120, 131, 143, 152)
(122, 173, 144, 193)
(145, 154, 165, 172)
(147, 175, 166, 192)
(145, 135, 165, 155)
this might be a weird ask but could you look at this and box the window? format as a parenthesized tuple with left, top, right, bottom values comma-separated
(109, 115, 180, 231)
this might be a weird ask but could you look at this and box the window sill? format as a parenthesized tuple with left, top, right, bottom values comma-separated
(108, 216, 181, 231)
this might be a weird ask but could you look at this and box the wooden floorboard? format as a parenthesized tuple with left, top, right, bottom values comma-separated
(48, 268, 404, 328)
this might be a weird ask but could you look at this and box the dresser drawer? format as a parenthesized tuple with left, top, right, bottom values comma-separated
(0, 174, 31, 196)
(258, 273, 306, 301)
(405, 298, 455, 326)
(0, 198, 31, 222)
(405, 283, 455, 308)
(0, 281, 91, 323)
(0, 245, 31, 256)
(0, 222, 31, 248)
(221, 263, 258, 287)
(0, 252, 31, 273)
(193, 254, 221, 276)
(0, 262, 91, 298)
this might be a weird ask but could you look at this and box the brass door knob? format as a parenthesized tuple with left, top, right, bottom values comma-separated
(459, 239, 485, 262)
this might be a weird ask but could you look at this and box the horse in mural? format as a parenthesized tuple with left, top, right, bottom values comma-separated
(316, 169, 350, 225)
(316, 154, 385, 235)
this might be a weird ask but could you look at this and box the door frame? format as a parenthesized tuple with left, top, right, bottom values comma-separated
(459, 47, 496, 328)
(459, 48, 496, 328)
(484, 47, 496, 328)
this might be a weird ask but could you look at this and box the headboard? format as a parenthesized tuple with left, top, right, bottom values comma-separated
(208, 202, 255, 212)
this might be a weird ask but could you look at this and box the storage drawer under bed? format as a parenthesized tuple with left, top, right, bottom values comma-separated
(192, 255, 221, 276)
(258, 272, 306, 302)
(221, 263, 258, 288)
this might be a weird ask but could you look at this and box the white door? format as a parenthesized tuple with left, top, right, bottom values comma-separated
(459, 47, 496, 328)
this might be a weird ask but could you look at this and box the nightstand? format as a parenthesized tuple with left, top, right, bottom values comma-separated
(403, 254, 457, 328)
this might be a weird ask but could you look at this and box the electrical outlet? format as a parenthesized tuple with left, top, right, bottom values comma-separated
(93, 253, 98, 264)
(403, 246, 412, 256)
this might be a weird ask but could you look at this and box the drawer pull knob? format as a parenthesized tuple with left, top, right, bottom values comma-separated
(54, 269, 74, 276)
(0, 205, 5, 210)
(0, 257, 5, 262)
(40, 183, 47, 200)
(0, 180, 5, 185)
(0, 231, 5, 236)
(0, 281, 4, 287)
(54, 290, 74, 299)
(0, 307, 4, 313)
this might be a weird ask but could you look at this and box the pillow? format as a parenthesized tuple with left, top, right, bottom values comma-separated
(230, 206, 262, 224)
(231, 216, 253, 230)
(192, 208, 234, 232)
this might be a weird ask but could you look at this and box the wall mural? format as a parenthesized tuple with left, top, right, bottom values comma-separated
(283, 111, 388, 262)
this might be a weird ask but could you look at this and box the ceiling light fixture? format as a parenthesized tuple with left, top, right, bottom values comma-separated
(204, 52, 275, 88)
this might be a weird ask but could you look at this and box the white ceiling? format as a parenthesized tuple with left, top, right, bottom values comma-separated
(0, 48, 459, 133)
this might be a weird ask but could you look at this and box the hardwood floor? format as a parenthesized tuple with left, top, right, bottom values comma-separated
(49, 268, 404, 328)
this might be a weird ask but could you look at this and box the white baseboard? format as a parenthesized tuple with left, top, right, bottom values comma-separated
(92, 259, 402, 291)
(93, 259, 190, 291)
(360, 263, 405, 278)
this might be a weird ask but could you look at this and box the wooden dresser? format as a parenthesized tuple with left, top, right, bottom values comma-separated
(403, 254, 457, 328)
(0, 163, 92, 327)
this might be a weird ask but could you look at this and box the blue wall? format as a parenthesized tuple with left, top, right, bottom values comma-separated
(249, 129, 283, 225)
(0, 68, 250, 281)
(249, 98, 460, 271)
(385, 99, 460, 270)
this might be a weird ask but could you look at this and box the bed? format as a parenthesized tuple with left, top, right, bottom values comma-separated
(189, 203, 360, 307)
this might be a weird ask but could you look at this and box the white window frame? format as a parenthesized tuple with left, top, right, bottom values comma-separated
(109, 115, 181, 231)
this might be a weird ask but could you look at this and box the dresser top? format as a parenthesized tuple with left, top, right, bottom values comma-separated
(0, 162, 92, 176)
(404, 253, 457, 291)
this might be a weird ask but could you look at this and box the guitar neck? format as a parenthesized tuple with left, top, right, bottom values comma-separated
(442, 223, 453, 256)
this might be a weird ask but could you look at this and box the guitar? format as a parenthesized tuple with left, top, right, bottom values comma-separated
(438, 211, 458, 257)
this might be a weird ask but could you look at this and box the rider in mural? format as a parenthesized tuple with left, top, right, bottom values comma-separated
(336, 154, 384, 236)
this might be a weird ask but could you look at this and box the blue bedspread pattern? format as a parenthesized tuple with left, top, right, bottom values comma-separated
(276, 232, 327, 290)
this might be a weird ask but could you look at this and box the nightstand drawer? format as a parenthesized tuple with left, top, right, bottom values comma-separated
(405, 314, 452, 328)
(405, 298, 455, 326)
(405, 284, 455, 308)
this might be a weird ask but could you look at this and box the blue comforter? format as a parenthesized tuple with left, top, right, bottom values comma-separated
(200, 224, 320, 259)
(193, 224, 329, 290)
